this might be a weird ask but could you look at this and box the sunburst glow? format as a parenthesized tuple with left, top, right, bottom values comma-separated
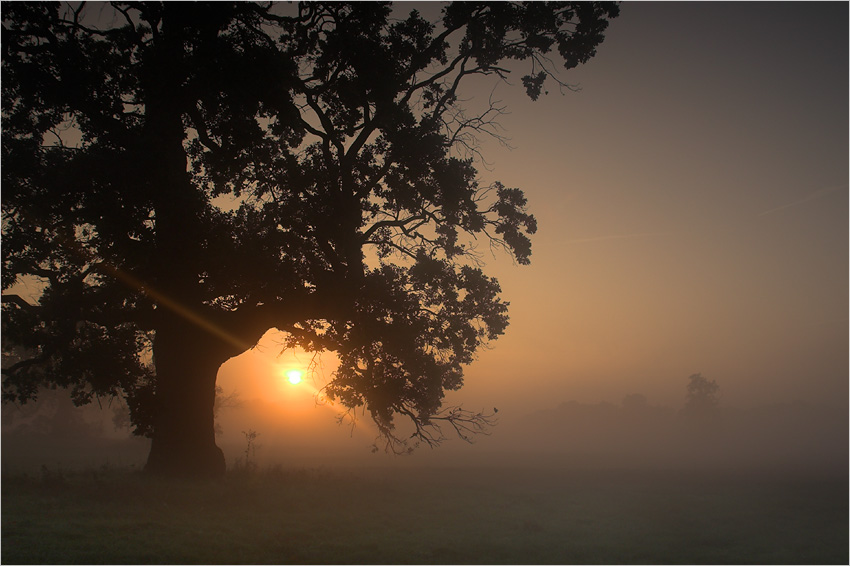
(285, 369, 303, 385)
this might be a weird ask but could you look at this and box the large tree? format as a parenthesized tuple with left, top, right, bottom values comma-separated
(2, 1, 618, 476)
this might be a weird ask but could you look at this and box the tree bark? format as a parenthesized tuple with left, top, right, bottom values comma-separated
(145, 316, 228, 477)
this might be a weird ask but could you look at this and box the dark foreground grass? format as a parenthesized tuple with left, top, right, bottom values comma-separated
(2, 465, 847, 564)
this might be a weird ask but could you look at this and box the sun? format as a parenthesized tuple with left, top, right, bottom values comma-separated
(285, 369, 303, 385)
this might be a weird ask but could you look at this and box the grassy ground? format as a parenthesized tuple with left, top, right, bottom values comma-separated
(2, 465, 847, 564)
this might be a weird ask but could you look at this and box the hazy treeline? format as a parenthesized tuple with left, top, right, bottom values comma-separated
(2, 387, 846, 476)
(1, 389, 148, 472)
(490, 397, 847, 475)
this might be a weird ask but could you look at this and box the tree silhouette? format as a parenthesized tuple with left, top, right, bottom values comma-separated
(683, 373, 720, 414)
(2, 2, 619, 476)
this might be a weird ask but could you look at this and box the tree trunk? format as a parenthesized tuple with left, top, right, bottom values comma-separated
(144, 316, 228, 477)
(139, 6, 231, 478)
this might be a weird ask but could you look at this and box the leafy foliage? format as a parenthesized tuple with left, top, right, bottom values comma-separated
(2, 2, 618, 456)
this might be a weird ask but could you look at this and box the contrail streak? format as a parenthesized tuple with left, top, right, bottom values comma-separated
(758, 185, 842, 217)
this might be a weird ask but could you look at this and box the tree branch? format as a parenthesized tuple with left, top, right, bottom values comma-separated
(1, 294, 37, 311)
(360, 214, 427, 242)
(186, 105, 222, 154)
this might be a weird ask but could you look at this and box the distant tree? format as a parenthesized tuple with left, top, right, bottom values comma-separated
(111, 400, 132, 433)
(2, 2, 619, 476)
(683, 373, 720, 414)
(213, 385, 241, 437)
(3, 387, 101, 438)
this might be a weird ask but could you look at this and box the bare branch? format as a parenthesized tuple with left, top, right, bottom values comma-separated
(374, 403, 498, 455)
(430, 406, 498, 443)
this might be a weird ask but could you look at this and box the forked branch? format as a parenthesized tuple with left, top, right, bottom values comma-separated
(374, 404, 498, 454)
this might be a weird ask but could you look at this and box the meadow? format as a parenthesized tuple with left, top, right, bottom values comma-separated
(2, 464, 846, 564)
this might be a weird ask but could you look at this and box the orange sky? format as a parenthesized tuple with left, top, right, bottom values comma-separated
(1, 2, 845, 476)
(9, 3, 844, 457)
(215, 3, 847, 446)
(448, 2, 848, 412)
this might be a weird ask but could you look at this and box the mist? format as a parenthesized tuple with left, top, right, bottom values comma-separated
(3, 361, 847, 563)
(4, 373, 845, 478)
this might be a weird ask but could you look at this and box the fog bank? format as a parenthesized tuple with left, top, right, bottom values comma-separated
(3, 388, 845, 478)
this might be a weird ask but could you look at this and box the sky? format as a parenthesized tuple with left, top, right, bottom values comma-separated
(445, 1, 849, 411)
(218, 2, 848, 431)
(3, 2, 846, 471)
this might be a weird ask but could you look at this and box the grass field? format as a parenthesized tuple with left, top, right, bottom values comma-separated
(2, 465, 847, 564)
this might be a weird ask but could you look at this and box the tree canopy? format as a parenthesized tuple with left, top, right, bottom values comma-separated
(2, 1, 619, 475)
